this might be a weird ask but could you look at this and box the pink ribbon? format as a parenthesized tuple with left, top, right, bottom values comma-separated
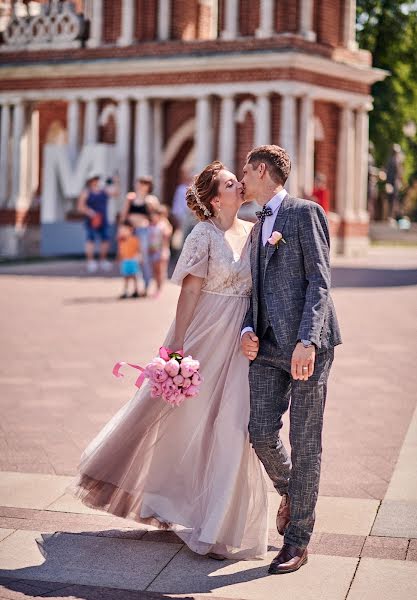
(112, 362, 146, 388)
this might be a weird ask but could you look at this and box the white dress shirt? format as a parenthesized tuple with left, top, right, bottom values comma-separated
(241, 189, 287, 338)
(261, 188, 287, 245)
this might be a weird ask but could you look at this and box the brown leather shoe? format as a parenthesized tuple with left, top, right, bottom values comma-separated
(268, 544, 308, 574)
(276, 493, 290, 535)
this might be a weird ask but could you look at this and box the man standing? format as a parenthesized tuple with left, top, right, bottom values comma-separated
(241, 145, 341, 574)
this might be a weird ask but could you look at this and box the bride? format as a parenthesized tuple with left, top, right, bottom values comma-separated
(72, 161, 268, 560)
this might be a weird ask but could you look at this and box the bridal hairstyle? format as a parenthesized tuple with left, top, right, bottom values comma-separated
(186, 160, 225, 221)
(246, 145, 291, 186)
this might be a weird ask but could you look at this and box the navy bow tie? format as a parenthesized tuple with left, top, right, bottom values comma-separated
(255, 206, 273, 223)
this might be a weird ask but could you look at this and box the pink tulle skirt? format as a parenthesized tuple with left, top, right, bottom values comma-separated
(70, 291, 268, 559)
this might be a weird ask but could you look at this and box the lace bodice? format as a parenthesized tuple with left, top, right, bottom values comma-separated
(171, 221, 253, 297)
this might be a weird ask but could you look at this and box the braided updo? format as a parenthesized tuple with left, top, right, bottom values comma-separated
(186, 160, 225, 221)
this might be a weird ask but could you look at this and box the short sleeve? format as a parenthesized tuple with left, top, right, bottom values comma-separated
(171, 223, 210, 285)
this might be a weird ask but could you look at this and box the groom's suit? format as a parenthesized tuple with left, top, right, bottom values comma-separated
(242, 193, 341, 549)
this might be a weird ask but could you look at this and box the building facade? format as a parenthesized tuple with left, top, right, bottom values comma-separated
(0, 0, 386, 257)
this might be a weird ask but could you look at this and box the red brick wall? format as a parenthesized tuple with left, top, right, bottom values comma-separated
(37, 100, 68, 192)
(276, 0, 298, 33)
(315, 0, 343, 47)
(239, 0, 260, 37)
(235, 96, 255, 174)
(218, 0, 225, 32)
(103, 0, 121, 44)
(98, 100, 117, 144)
(135, 0, 157, 42)
(0, 68, 370, 96)
(314, 101, 340, 212)
(197, 1, 213, 39)
(163, 100, 196, 204)
(164, 100, 195, 142)
(171, 0, 198, 40)
(271, 94, 281, 145)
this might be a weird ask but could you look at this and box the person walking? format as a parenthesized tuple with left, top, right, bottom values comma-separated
(121, 176, 160, 296)
(241, 145, 342, 574)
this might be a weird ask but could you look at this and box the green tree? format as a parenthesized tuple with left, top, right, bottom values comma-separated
(357, 1, 417, 180)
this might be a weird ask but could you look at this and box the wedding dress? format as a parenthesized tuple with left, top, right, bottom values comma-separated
(71, 220, 268, 559)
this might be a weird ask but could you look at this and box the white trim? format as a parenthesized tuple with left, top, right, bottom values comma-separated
(235, 99, 257, 123)
(98, 103, 117, 126)
(117, 0, 135, 47)
(0, 49, 387, 86)
(0, 81, 374, 109)
(314, 116, 325, 141)
(162, 118, 196, 168)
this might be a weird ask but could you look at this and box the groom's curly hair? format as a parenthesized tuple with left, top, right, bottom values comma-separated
(247, 145, 291, 185)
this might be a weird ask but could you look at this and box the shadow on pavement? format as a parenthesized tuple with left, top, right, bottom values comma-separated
(332, 267, 417, 288)
(0, 530, 271, 599)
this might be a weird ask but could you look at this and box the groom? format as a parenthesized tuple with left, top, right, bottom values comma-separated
(240, 145, 341, 574)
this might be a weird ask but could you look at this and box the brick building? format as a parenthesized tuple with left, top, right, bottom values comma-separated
(0, 0, 386, 257)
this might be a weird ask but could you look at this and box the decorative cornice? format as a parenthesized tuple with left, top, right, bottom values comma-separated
(0, 80, 374, 109)
(0, 49, 388, 87)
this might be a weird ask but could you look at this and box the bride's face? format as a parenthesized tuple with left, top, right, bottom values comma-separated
(211, 170, 244, 213)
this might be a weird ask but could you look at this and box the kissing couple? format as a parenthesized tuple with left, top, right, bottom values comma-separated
(72, 145, 342, 574)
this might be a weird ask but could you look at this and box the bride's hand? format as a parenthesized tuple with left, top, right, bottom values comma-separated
(171, 340, 185, 354)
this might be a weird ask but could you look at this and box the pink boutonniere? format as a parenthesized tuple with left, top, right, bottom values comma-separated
(268, 231, 286, 247)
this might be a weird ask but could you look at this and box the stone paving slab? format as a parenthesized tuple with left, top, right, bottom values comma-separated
(0, 474, 71, 510)
(385, 402, 417, 502)
(347, 557, 417, 600)
(268, 492, 379, 536)
(0, 471, 380, 539)
(0, 576, 237, 600)
(1, 248, 417, 498)
(148, 546, 358, 600)
(372, 500, 417, 538)
(0, 530, 182, 591)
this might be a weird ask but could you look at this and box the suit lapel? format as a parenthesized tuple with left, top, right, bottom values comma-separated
(264, 194, 292, 272)
(251, 219, 261, 293)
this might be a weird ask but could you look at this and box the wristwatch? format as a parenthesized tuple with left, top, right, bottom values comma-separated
(300, 339, 313, 348)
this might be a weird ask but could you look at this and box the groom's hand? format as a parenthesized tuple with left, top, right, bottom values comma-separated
(241, 332, 259, 361)
(291, 343, 316, 381)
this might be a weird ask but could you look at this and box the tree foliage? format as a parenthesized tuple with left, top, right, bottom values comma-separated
(356, 1, 417, 179)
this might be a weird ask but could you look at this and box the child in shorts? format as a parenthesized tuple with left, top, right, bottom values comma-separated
(117, 221, 141, 299)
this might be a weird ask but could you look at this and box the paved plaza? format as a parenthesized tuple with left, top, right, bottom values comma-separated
(0, 246, 416, 599)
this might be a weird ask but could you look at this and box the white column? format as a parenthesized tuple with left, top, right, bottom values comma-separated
(219, 94, 235, 170)
(355, 107, 370, 221)
(29, 108, 39, 201)
(256, 0, 274, 38)
(67, 98, 80, 162)
(298, 95, 315, 197)
(195, 96, 212, 172)
(135, 98, 152, 178)
(299, 0, 316, 41)
(153, 100, 163, 198)
(255, 93, 271, 146)
(10, 101, 25, 209)
(337, 105, 355, 219)
(221, 0, 238, 40)
(117, 0, 135, 46)
(84, 98, 98, 145)
(343, 0, 357, 50)
(87, 0, 103, 48)
(158, 0, 171, 40)
(280, 94, 298, 195)
(116, 98, 131, 198)
(0, 103, 11, 205)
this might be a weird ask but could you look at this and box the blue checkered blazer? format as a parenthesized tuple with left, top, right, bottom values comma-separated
(242, 194, 342, 357)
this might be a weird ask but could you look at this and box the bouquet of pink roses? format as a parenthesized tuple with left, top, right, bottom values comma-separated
(113, 346, 203, 407)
